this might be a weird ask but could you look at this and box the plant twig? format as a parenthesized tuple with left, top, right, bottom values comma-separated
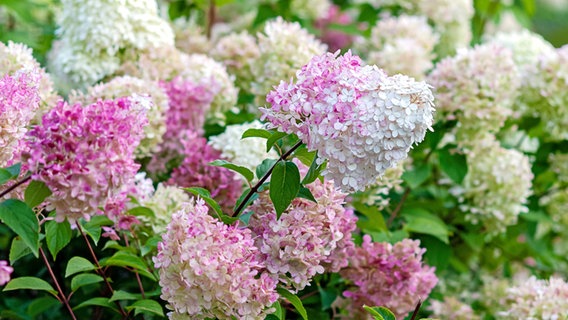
(0, 175, 31, 198)
(39, 247, 78, 320)
(387, 186, 411, 227)
(206, 0, 215, 39)
(123, 233, 145, 299)
(410, 299, 422, 320)
(232, 140, 303, 217)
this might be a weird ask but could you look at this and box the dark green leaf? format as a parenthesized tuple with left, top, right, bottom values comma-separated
(297, 186, 317, 203)
(126, 299, 164, 317)
(24, 180, 52, 208)
(277, 287, 308, 320)
(270, 161, 300, 218)
(401, 164, 431, 188)
(0, 169, 13, 185)
(317, 286, 336, 311)
(73, 297, 118, 313)
(71, 274, 104, 292)
(301, 153, 324, 185)
(256, 159, 278, 180)
(65, 256, 96, 278)
(3, 277, 57, 296)
(9, 236, 32, 264)
(233, 188, 259, 216)
(239, 210, 254, 226)
(82, 215, 113, 245)
(210, 159, 254, 182)
(266, 132, 288, 152)
(45, 219, 72, 260)
(242, 128, 272, 140)
(0, 199, 39, 257)
(27, 296, 60, 317)
(438, 147, 467, 184)
(101, 251, 156, 280)
(419, 235, 452, 273)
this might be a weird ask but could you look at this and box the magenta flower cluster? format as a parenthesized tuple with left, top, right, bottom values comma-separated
(0, 69, 41, 167)
(153, 198, 279, 319)
(261, 51, 435, 192)
(248, 161, 358, 291)
(22, 96, 148, 224)
(340, 235, 438, 318)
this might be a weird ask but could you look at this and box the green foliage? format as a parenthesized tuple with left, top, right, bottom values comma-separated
(0, 199, 39, 257)
(270, 160, 301, 218)
(276, 287, 308, 320)
(3, 277, 57, 296)
(45, 219, 72, 260)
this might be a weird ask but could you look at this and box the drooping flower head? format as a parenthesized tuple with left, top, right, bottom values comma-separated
(262, 51, 435, 192)
(22, 95, 149, 224)
(153, 198, 278, 319)
(339, 235, 438, 319)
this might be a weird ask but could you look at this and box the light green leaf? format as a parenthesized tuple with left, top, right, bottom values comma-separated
(301, 154, 325, 185)
(45, 219, 72, 260)
(3, 277, 57, 296)
(24, 180, 52, 208)
(101, 251, 156, 281)
(353, 202, 387, 232)
(126, 299, 165, 317)
(71, 274, 104, 292)
(0, 199, 39, 257)
(242, 128, 272, 140)
(256, 159, 277, 180)
(127, 206, 155, 218)
(363, 306, 396, 320)
(65, 256, 96, 278)
(402, 164, 431, 188)
(402, 208, 449, 244)
(109, 290, 142, 302)
(9, 236, 32, 264)
(270, 161, 300, 218)
(277, 287, 307, 320)
(73, 297, 118, 313)
(210, 159, 254, 182)
(184, 187, 237, 224)
(82, 215, 113, 245)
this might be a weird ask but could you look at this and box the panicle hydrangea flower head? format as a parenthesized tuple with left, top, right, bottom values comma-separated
(251, 17, 327, 102)
(69, 75, 169, 158)
(314, 5, 354, 52)
(49, 0, 174, 88)
(340, 235, 438, 319)
(0, 260, 13, 286)
(171, 17, 211, 55)
(138, 183, 191, 235)
(290, 0, 331, 20)
(428, 43, 520, 140)
(548, 153, 568, 186)
(364, 14, 438, 79)
(208, 121, 278, 173)
(211, 31, 260, 92)
(453, 136, 533, 237)
(166, 131, 242, 213)
(262, 50, 435, 192)
(498, 276, 568, 319)
(0, 69, 41, 167)
(153, 198, 278, 319)
(540, 189, 568, 233)
(0, 41, 58, 119)
(428, 297, 480, 320)
(22, 95, 149, 224)
(248, 161, 357, 291)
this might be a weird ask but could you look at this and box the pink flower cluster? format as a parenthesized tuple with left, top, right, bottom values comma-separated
(0, 260, 13, 286)
(340, 235, 438, 318)
(154, 198, 278, 319)
(166, 131, 242, 213)
(0, 69, 41, 167)
(22, 96, 148, 223)
(261, 51, 435, 192)
(248, 162, 357, 291)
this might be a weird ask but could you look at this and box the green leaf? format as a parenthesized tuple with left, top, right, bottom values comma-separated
(317, 286, 336, 311)
(65, 256, 96, 278)
(242, 128, 272, 139)
(301, 154, 325, 185)
(0, 169, 13, 185)
(0, 163, 20, 184)
(293, 146, 316, 166)
(81, 215, 113, 245)
(71, 274, 104, 292)
(0, 199, 39, 257)
(126, 299, 164, 317)
(233, 188, 259, 216)
(73, 297, 118, 313)
(3, 277, 57, 296)
(24, 180, 52, 208)
(101, 251, 156, 281)
(269, 301, 284, 320)
(185, 187, 224, 219)
(297, 186, 317, 203)
(277, 287, 308, 320)
(363, 306, 396, 320)
(353, 202, 387, 232)
(438, 147, 467, 184)
(27, 296, 60, 317)
(401, 164, 431, 188)
(270, 161, 301, 218)
(109, 290, 142, 302)
(127, 206, 155, 218)
(45, 219, 72, 260)
(266, 131, 288, 152)
(210, 159, 254, 182)
(256, 159, 278, 179)
(402, 208, 449, 244)
(419, 235, 452, 273)
(9, 236, 32, 264)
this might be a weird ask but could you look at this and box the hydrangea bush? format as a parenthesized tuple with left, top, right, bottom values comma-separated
(1, 0, 568, 319)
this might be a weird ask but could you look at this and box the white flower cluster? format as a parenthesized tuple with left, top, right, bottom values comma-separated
(208, 121, 278, 173)
(171, 17, 211, 55)
(455, 137, 533, 236)
(139, 184, 190, 234)
(364, 14, 438, 79)
(428, 297, 480, 320)
(428, 43, 520, 141)
(290, 0, 331, 20)
(49, 0, 174, 88)
(251, 17, 327, 102)
(69, 75, 169, 158)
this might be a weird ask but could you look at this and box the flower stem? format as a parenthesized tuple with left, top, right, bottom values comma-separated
(123, 233, 145, 299)
(232, 140, 304, 217)
(410, 299, 422, 320)
(0, 175, 31, 199)
(39, 247, 78, 320)
(206, 0, 215, 39)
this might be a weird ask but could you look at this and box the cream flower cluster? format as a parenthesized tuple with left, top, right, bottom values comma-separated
(154, 198, 279, 319)
(365, 14, 438, 79)
(69, 75, 169, 158)
(251, 17, 327, 102)
(262, 51, 435, 192)
(139, 184, 190, 235)
(428, 297, 480, 320)
(428, 44, 520, 140)
(49, 0, 174, 88)
(455, 137, 533, 236)
(290, 0, 331, 20)
(208, 121, 278, 173)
